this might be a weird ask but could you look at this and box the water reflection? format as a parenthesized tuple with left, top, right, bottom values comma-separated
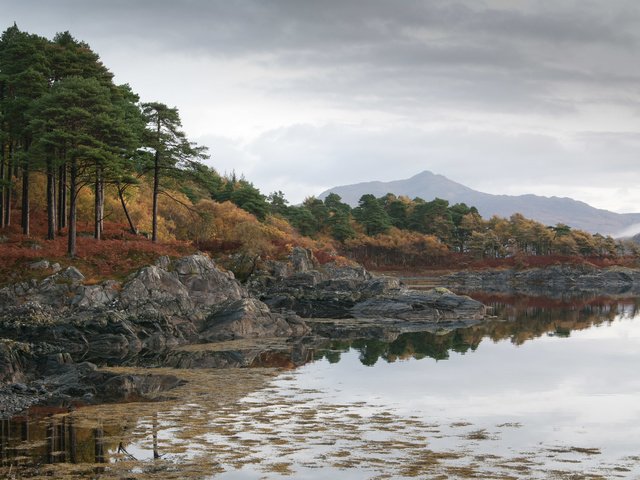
(317, 296, 640, 366)
(3, 295, 640, 479)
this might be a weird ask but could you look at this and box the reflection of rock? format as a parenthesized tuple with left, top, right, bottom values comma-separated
(162, 339, 315, 369)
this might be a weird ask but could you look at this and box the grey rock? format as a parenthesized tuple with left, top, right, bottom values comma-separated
(155, 255, 171, 270)
(58, 266, 85, 283)
(351, 290, 485, 321)
(72, 281, 120, 308)
(290, 247, 317, 273)
(250, 250, 485, 321)
(200, 297, 309, 342)
(439, 265, 640, 297)
(29, 260, 50, 270)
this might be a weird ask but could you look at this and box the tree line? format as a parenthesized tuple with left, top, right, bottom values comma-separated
(0, 24, 207, 256)
(263, 191, 630, 266)
(0, 24, 633, 268)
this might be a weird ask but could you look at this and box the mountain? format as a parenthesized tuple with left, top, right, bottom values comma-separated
(318, 170, 640, 236)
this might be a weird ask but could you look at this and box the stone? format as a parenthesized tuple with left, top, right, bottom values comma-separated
(200, 298, 309, 342)
(289, 247, 317, 273)
(58, 266, 85, 283)
(155, 255, 171, 270)
(29, 260, 50, 270)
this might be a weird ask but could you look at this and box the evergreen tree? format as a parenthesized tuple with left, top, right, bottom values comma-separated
(31, 77, 120, 256)
(230, 180, 268, 220)
(0, 24, 50, 234)
(267, 190, 289, 216)
(141, 102, 208, 242)
(353, 194, 391, 236)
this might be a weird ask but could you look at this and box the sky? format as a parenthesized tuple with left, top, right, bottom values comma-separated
(3, 0, 640, 212)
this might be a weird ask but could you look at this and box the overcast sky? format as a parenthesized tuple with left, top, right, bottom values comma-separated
(3, 0, 640, 212)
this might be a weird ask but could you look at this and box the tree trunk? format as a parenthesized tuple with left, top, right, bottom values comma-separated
(0, 143, 5, 229)
(46, 158, 56, 240)
(58, 163, 67, 231)
(67, 158, 77, 257)
(117, 184, 138, 235)
(94, 166, 104, 240)
(4, 144, 12, 228)
(21, 161, 30, 236)
(152, 148, 159, 243)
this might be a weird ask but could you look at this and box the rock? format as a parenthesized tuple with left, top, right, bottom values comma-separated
(119, 265, 193, 316)
(51, 262, 61, 273)
(200, 298, 309, 342)
(58, 266, 85, 283)
(351, 289, 485, 321)
(250, 250, 484, 321)
(172, 255, 244, 310)
(72, 280, 120, 308)
(29, 260, 50, 270)
(439, 265, 640, 297)
(155, 255, 171, 269)
(290, 247, 317, 273)
(0, 251, 489, 414)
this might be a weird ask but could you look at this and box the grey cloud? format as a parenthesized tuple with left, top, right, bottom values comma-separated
(201, 123, 640, 204)
(195, 125, 640, 202)
(4, 1, 640, 211)
(6, 0, 640, 117)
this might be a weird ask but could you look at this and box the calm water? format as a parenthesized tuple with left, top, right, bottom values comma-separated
(2, 295, 640, 479)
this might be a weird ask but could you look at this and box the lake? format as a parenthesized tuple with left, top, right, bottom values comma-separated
(2, 294, 639, 479)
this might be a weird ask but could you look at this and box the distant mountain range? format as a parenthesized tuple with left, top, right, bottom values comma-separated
(318, 170, 640, 237)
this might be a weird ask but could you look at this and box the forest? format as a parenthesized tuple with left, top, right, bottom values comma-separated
(1, 24, 638, 280)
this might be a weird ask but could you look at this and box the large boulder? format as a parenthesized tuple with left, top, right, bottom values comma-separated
(200, 298, 309, 342)
(351, 289, 485, 321)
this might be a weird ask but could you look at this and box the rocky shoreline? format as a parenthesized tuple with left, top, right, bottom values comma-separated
(435, 264, 640, 297)
(0, 248, 485, 418)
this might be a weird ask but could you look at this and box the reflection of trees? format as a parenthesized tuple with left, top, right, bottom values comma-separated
(0, 408, 115, 470)
(317, 297, 640, 366)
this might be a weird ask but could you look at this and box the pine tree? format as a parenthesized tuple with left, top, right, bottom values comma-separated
(353, 194, 391, 236)
(141, 102, 208, 242)
(0, 24, 50, 235)
(31, 77, 120, 256)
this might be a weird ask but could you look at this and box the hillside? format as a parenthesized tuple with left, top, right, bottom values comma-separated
(318, 171, 640, 236)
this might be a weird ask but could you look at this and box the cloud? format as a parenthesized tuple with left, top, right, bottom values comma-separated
(4, 1, 640, 212)
(198, 123, 640, 212)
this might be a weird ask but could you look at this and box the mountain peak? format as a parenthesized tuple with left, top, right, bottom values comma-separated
(318, 171, 640, 236)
